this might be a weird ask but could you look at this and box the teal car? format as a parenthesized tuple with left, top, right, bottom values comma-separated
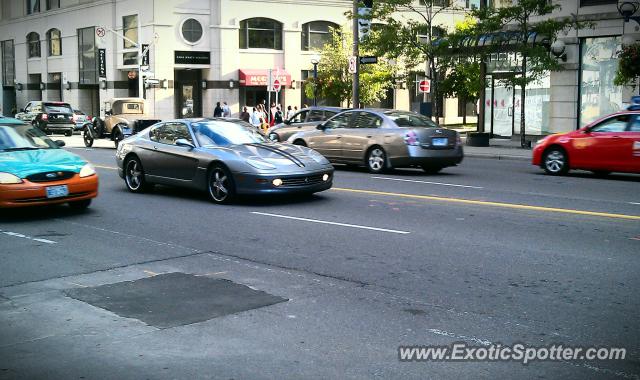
(0, 117, 99, 208)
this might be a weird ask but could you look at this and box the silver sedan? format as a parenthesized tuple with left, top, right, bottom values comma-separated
(116, 119, 334, 204)
(287, 109, 463, 174)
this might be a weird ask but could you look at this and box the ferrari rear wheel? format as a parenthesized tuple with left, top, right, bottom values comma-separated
(208, 164, 235, 204)
(124, 156, 152, 193)
(543, 148, 569, 175)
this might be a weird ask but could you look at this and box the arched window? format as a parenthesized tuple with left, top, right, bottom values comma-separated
(301, 21, 338, 51)
(27, 32, 40, 58)
(47, 28, 61, 56)
(239, 18, 283, 50)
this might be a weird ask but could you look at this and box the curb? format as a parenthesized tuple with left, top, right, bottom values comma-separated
(465, 153, 530, 162)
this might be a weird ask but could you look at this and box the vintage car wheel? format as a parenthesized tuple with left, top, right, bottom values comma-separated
(113, 128, 124, 148)
(208, 164, 236, 204)
(124, 156, 152, 193)
(543, 147, 569, 176)
(366, 146, 387, 174)
(83, 127, 94, 147)
(65, 130, 73, 137)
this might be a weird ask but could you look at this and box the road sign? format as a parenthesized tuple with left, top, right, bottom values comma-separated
(96, 27, 106, 38)
(348, 56, 357, 74)
(272, 79, 281, 91)
(98, 49, 106, 79)
(359, 56, 378, 65)
(419, 79, 431, 93)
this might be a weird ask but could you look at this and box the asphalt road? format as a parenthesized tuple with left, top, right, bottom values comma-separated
(1, 146, 639, 379)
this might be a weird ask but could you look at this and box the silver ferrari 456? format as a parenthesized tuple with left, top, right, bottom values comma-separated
(115, 118, 334, 203)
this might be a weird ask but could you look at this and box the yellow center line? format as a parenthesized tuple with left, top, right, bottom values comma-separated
(332, 187, 640, 221)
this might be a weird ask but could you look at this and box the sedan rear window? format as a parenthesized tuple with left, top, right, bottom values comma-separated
(385, 111, 437, 128)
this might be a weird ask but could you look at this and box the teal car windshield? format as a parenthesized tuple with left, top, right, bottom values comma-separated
(384, 111, 437, 128)
(192, 121, 268, 147)
(0, 124, 59, 152)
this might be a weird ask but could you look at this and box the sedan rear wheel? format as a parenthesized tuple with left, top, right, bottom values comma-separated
(543, 148, 569, 175)
(366, 147, 387, 173)
(124, 157, 151, 193)
(208, 165, 235, 204)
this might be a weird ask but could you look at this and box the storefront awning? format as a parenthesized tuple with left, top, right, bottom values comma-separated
(238, 69, 291, 87)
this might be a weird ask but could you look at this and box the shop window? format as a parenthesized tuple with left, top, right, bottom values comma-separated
(301, 21, 338, 51)
(123, 14, 138, 49)
(181, 18, 203, 44)
(26, 0, 40, 14)
(27, 32, 40, 58)
(46, 0, 59, 10)
(579, 36, 623, 128)
(239, 18, 283, 50)
(457, 97, 476, 117)
(47, 28, 61, 56)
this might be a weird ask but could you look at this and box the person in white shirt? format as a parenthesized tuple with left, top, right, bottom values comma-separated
(249, 107, 262, 127)
(286, 105, 295, 120)
(222, 102, 231, 117)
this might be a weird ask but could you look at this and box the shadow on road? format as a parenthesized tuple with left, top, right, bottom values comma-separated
(0, 204, 96, 223)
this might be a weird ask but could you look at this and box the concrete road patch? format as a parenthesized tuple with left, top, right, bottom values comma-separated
(65, 272, 287, 328)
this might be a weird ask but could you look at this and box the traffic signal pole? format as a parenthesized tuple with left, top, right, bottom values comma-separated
(352, 0, 360, 109)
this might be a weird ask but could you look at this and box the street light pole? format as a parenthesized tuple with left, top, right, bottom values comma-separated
(137, 15, 143, 99)
(311, 57, 319, 107)
(352, 0, 359, 108)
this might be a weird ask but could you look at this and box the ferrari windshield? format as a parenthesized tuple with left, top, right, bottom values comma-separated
(191, 121, 268, 147)
(384, 111, 438, 128)
(0, 124, 59, 151)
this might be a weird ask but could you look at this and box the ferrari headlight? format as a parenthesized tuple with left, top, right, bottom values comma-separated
(246, 158, 277, 170)
(79, 163, 96, 178)
(0, 172, 23, 184)
(306, 149, 330, 165)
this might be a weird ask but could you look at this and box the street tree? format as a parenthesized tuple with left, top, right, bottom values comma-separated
(361, 0, 467, 123)
(466, 1, 590, 147)
(304, 28, 395, 107)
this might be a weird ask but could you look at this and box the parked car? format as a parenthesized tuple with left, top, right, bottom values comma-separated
(73, 109, 92, 132)
(266, 106, 348, 142)
(14, 101, 75, 136)
(116, 118, 334, 204)
(287, 109, 463, 174)
(533, 99, 640, 176)
(85, 98, 161, 148)
(0, 116, 98, 209)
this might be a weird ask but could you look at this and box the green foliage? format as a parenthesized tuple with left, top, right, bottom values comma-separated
(303, 28, 395, 106)
(614, 43, 640, 86)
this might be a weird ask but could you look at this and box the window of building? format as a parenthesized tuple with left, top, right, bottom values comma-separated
(419, 0, 449, 7)
(239, 18, 283, 50)
(181, 18, 203, 44)
(301, 21, 338, 51)
(46, 0, 59, 10)
(123, 14, 138, 49)
(78, 27, 97, 85)
(1, 40, 15, 86)
(27, 32, 40, 58)
(457, 97, 477, 117)
(579, 36, 623, 128)
(47, 28, 61, 56)
(26, 0, 40, 14)
(465, 0, 480, 9)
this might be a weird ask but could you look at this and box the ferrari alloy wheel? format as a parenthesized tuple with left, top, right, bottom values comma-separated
(366, 147, 387, 173)
(543, 148, 569, 175)
(124, 157, 151, 193)
(208, 165, 235, 204)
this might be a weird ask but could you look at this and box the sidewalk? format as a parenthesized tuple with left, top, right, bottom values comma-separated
(58, 133, 533, 162)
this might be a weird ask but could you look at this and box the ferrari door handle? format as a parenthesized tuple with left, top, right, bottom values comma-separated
(366, 135, 373, 138)
(336, 136, 342, 139)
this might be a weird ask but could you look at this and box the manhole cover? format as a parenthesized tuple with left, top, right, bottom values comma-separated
(65, 272, 287, 328)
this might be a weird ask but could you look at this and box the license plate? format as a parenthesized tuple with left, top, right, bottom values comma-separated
(46, 185, 69, 199)
(432, 137, 448, 146)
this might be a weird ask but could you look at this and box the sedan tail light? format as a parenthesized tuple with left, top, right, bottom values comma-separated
(456, 133, 462, 145)
(404, 130, 420, 146)
(41, 114, 48, 121)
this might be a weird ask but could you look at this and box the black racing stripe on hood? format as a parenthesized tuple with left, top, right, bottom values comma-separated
(244, 143, 306, 167)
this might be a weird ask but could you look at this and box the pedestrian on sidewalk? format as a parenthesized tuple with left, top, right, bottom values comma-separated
(213, 102, 223, 118)
(240, 106, 250, 123)
(274, 107, 284, 124)
(222, 102, 231, 118)
(286, 105, 295, 120)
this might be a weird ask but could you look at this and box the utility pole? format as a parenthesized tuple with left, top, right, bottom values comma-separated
(352, 0, 359, 108)
(478, 0, 487, 133)
(137, 15, 143, 99)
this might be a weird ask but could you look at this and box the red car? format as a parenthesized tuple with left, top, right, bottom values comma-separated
(533, 105, 640, 176)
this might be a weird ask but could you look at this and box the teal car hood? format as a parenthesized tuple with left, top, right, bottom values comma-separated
(0, 149, 86, 178)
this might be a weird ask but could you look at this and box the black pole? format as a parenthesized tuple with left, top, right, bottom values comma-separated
(352, 0, 360, 108)
(313, 62, 318, 107)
